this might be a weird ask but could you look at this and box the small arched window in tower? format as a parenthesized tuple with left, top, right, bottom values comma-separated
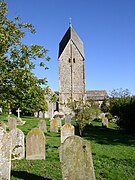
(69, 58, 71, 63)
(73, 58, 75, 63)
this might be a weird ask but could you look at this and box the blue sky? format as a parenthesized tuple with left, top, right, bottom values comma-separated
(6, 0, 135, 95)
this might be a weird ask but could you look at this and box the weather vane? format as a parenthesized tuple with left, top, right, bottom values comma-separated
(69, 17, 72, 26)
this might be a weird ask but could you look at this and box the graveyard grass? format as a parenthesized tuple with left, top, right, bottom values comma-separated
(0, 114, 135, 180)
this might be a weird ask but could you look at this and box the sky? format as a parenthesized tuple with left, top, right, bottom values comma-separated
(6, 0, 135, 95)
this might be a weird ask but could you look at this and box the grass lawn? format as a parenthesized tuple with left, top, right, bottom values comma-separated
(0, 114, 135, 180)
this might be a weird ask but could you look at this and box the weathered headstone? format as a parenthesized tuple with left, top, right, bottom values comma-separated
(102, 117, 108, 128)
(9, 128, 25, 160)
(0, 122, 6, 131)
(38, 120, 47, 133)
(64, 114, 72, 124)
(26, 128, 45, 160)
(56, 116, 62, 127)
(50, 119, 58, 132)
(8, 118, 16, 131)
(39, 111, 45, 118)
(101, 112, 105, 119)
(61, 123, 74, 143)
(0, 127, 12, 180)
(59, 135, 96, 180)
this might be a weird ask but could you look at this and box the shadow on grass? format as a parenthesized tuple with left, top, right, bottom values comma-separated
(11, 170, 52, 180)
(82, 125, 135, 146)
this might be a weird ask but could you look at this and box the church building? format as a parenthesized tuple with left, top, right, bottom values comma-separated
(58, 23, 86, 113)
(45, 24, 107, 118)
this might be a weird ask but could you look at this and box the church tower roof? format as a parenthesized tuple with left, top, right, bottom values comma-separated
(58, 25, 84, 58)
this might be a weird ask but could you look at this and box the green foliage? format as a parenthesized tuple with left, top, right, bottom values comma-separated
(77, 106, 101, 135)
(67, 98, 101, 135)
(101, 98, 110, 113)
(109, 89, 135, 131)
(44, 87, 58, 103)
(0, 1, 50, 113)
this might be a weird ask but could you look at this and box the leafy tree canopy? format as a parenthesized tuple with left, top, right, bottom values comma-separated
(0, 1, 50, 113)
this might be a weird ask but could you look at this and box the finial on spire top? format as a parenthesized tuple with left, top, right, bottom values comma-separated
(69, 17, 72, 27)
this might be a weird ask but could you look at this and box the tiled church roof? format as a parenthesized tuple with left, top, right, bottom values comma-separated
(58, 25, 84, 58)
(86, 90, 108, 101)
(54, 90, 108, 101)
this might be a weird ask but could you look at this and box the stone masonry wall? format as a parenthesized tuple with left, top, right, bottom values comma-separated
(59, 40, 85, 113)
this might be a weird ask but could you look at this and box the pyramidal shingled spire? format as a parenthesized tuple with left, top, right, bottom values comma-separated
(58, 23, 84, 58)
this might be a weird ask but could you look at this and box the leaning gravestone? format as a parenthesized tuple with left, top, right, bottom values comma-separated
(61, 123, 74, 143)
(26, 128, 45, 160)
(38, 119, 47, 133)
(9, 128, 25, 160)
(0, 127, 12, 180)
(64, 114, 72, 124)
(8, 118, 16, 131)
(50, 119, 58, 132)
(59, 135, 96, 180)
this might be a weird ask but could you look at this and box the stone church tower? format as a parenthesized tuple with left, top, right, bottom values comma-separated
(58, 24, 85, 113)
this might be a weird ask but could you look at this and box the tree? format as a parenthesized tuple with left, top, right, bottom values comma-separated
(101, 98, 110, 113)
(0, 1, 50, 114)
(109, 88, 131, 117)
(109, 89, 135, 131)
(67, 98, 101, 136)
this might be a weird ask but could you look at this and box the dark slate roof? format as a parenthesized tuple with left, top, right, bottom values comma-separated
(58, 25, 84, 58)
(54, 90, 107, 101)
(86, 90, 108, 101)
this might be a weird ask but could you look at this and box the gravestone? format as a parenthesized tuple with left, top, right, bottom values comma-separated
(0, 122, 6, 131)
(102, 117, 108, 128)
(56, 116, 62, 127)
(61, 123, 74, 143)
(50, 119, 58, 132)
(38, 120, 47, 133)
(8, 118, 16, 131)
(101, 112, 105, 119)
(59, 135, 96, 180)
(64, 114, 72, 124)
(0, 127, 12, 180)
(26, 128, 45, 160)
(39, 111, 45, 118)
(9, 128, 25, 160)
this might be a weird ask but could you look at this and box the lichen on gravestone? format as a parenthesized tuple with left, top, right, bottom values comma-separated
(0, 127, 12, 180)
(9, 128, 25, 160)
(38, 119, 47, 133)
(61, 123, 74, 143)
(26, 128, 45, 160)
(59, 135, 96, 180)
(8, 118, 17, 131)
(50, 119, 58, 132)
